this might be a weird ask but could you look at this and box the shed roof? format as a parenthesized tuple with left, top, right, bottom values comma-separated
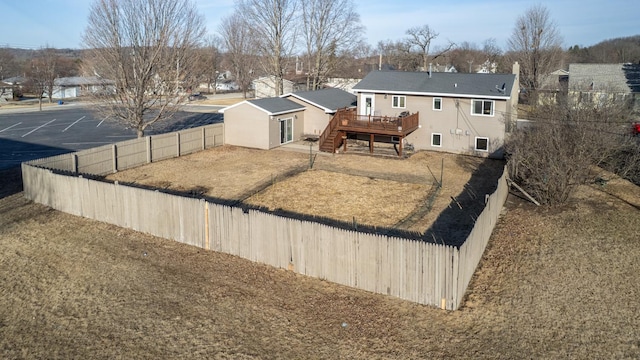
(220, 97, 305, 115)
(352, 71, 516, 99)
(283, 88, 357, 113)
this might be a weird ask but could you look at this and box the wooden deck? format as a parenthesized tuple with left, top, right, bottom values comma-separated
(319, 108, 420, 156)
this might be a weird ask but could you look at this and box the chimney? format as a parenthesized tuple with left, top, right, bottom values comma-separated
(379, 54, 382, 71)
(429, 63, 432, 78)
(512, 61, 520, 77)
(512, 61, 520, 93)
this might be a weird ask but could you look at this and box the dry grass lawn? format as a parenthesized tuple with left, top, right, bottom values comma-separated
(1, 161, 639, 358)
(106, 145, 503, 233)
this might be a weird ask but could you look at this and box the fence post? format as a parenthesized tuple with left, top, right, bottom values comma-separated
(112, 144, 118, 173)
(202, 127, 206, 150)
(204, 200, 210, 250)
(176, 132, 181, 157)
(146, 136, 152, 163)
(71, 153, 78, 174)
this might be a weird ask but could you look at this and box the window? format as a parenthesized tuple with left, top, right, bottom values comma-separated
(433, 97, 442, 111)
(431, 133, 442, 147)
(279, 118, 293, 144)
(475, 137, 489, 152)
(472, 100, 494, 116)
(392, 95, 406, 108)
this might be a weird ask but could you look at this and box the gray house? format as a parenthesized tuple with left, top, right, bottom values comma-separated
(350, 64, 519, 157)
(50, 76, 115, 99)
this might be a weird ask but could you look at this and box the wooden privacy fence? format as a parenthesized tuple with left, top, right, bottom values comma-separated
(21, 123, 508, 310)
(26, 124, 224, 175)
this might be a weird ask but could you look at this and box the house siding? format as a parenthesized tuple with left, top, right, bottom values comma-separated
(223, 105, 271, 150)
(358, 93, 510, 157)
(253, 77, 294, 99)
(267, 110, 305, 148)
(223, 102, 306, 150)
(285, 96, 331, 135)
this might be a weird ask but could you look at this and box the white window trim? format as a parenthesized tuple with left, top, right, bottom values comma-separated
(433, 97, 442, 111)
(392, 95, 406, 109)
(471, 99, 494, 117)
(475, 136, 489, 152)
(279, 117, 293, 144)
(431, 133, 442, 147)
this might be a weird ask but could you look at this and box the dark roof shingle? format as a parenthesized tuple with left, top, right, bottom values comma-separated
(286, 88, 356, 112)
(352, 71, 516, 98)
(247, 97, 306, 114)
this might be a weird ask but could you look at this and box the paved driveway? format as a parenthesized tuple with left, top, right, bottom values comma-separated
(0, 104, 223, 169)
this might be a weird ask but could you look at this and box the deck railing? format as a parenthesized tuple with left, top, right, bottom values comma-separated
(337, 109, 419, 135)
(318, 108, 420, 153)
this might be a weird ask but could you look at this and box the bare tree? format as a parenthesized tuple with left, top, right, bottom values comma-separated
(0, 48, 19, 81)
(0, 49, 20, 100)
(377, 39, 416, 71)
(238, 0, 298, 96)
(507, 4, 563, 105)
(301, 0, 364, 90)
(506, 100, 639, 205)
(82, 0, 206, 138)
(193, 36, 222, 95)
(405, 24, 454, 71)
(482, 38, 503, 65)
(219, 12, 257, 98)
(25, 47, 74, 110)
(204, 35, 222, 94)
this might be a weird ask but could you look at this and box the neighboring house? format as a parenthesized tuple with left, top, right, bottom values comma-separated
(350, 63, 519, 158)
(215, 80, 239, 92)
(568, 63, 640, 107)
(0, 81, 13, 101)
(49, 76, 115, 99)
(253, 76, 294, 99)
(220, 98, 306, 150)
(538, 69, 569, 105)
(2, 76, 27, 87)
(281, 88, 356, 136)
(324, 78, 361, 93)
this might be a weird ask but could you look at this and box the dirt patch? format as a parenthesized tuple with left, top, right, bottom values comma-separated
(105, 146, 504, 235)
(2, 165, 639, 357)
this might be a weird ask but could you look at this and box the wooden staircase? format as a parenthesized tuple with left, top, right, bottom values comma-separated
(318, 108, 353, 153)
(319, 127, 343, 153)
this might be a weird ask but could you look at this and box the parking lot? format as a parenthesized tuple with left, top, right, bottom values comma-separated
(0, 104, 223, 169)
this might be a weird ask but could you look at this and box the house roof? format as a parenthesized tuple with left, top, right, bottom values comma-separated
(282, 88, 357, 113)
(219, 97, 306, 116)
(54, 76, 114, 86)
(568, 63, 640, 93)
(352, 71, 516, 99)
(1, 76, 27, 85)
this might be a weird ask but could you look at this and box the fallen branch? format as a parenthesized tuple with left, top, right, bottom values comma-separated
(507, 178, 541, 206)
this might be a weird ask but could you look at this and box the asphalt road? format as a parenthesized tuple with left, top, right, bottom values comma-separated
(0, 104, 223, 170)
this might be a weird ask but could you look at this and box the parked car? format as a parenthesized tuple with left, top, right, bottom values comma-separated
(188, 93, 207, 101)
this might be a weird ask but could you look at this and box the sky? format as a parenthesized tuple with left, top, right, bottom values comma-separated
(0, 0, 638, 51)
